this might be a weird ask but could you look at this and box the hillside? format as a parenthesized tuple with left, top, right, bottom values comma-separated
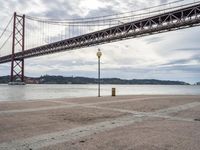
(0, 75, 190, 85)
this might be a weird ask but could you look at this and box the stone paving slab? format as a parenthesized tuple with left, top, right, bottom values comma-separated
(0, 101, 64, 111)
(169, 105, 200, 121)
(0, 106, 127, 143)
(97, 96, 200, 112)
(53, 95, 200, 105)
(42, 118, 200, 150)
(0, 95, 199, 150)
(53, 95, 162, 104)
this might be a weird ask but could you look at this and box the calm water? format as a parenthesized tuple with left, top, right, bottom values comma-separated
(0, 84, 200, 101)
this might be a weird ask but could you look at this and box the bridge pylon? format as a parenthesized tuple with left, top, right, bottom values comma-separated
(9, 12, 25, 85)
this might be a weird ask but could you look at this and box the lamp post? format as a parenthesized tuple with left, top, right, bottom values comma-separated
(97, 48, 102, 97)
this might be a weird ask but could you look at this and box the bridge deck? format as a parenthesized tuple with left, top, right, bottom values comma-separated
(0, 3, 200, 64)
(0, 95, 200, 150)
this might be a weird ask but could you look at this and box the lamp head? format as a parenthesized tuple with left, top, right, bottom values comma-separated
(97, 49, 102, 58)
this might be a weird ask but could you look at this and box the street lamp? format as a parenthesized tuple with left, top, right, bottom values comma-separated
(97, 48, 102, 97)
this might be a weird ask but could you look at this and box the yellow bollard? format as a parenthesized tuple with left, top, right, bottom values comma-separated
(112, 88, 116, 96)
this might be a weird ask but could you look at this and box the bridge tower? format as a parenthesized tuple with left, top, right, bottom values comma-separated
(9, 12, 25, 85)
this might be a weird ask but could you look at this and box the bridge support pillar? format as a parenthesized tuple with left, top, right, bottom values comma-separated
(9, 12, 25, 85)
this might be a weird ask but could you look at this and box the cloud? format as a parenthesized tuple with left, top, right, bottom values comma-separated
(174, 48, 200, 51)
(0, 0, 200, 84)
(144, 36, 164, 44)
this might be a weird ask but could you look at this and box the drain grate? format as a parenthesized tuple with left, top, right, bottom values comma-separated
(194, 118, 200, 121)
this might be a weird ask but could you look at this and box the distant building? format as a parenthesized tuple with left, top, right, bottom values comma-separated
(25, 78, 39, 84)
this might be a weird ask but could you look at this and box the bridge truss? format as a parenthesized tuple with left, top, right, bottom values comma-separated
(0, 1, 200, 82)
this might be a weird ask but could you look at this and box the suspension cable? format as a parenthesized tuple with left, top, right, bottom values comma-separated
(0, 32, 13, 51)
(25, 0, 200, 24)
(0, 16, 13, 40)
(24, 0, 200, 28)
(23, 0, 200, 50)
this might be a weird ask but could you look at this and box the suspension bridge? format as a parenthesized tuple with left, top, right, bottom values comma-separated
(0, 1, 200, 84)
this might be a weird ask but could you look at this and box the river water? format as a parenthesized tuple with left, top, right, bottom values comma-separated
(0, 84, 199, 101)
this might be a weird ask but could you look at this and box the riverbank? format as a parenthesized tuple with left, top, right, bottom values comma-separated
(0, 75, 190, 85)
(0, 95, 200, 150)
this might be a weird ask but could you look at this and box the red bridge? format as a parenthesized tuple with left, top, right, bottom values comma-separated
(0, 1, 200, 83)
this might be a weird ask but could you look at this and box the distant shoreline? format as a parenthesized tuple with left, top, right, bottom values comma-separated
(0, 75, 193, 85)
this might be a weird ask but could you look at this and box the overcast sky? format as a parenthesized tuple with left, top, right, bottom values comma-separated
(0, 0, 200, 84)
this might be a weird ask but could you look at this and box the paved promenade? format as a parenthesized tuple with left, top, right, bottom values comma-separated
(0, 95, 200, 150)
